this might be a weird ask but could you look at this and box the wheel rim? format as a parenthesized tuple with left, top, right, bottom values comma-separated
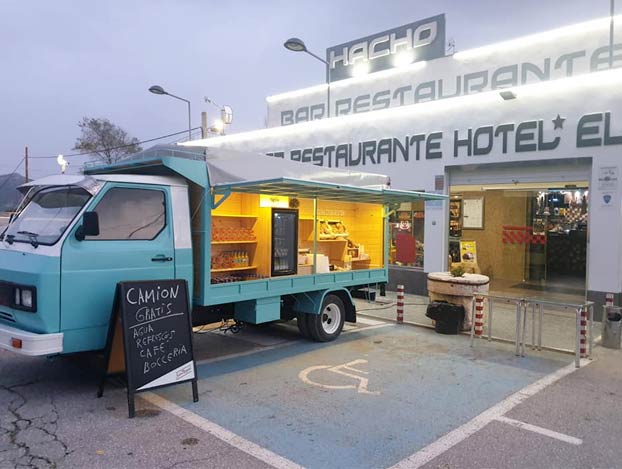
(321, 302, 341, 335)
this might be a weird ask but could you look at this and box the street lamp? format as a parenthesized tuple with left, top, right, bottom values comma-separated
(148, 85, 192, 140)
(56, 154, 68, 174)
(283, 37, 331, 118)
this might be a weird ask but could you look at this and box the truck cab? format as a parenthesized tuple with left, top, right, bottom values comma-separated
(0, 173, 192, 355)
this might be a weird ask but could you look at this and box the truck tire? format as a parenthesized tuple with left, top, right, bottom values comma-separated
(307, 295, 345, 342)
(297, 313, 311, 338)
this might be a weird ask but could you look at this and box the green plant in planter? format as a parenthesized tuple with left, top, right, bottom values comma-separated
(450, 265, 466, 277)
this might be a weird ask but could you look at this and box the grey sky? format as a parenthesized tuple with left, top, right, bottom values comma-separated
(0, 0, 616, 178)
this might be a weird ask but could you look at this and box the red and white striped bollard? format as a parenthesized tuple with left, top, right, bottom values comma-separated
(397, 284, 404, 324)
(580, 306, 588, 358)
(474, 296, 484, 337)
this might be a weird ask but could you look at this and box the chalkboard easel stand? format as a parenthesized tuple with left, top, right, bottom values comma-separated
(97, 287, 123, 400)
(98, 280, 199, 418)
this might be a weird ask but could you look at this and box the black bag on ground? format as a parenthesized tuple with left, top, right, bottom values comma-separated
(425, 301, 465, 335)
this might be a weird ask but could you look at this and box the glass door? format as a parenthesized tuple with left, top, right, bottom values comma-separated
(271, 208, 298, 276)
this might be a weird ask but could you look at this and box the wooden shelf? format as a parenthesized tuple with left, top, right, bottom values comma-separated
(299, 217, 315, 221)
(212, 240, 257, 245)
(212, 214, 258, 218)
(211, 265, 257, 273)
(312, 238, 348, 242)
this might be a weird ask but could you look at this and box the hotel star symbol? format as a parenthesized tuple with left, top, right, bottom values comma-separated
(553, 114, 566, 130)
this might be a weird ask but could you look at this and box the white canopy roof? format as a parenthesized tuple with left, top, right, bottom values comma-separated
(105, 144, 391, 189)
(82, 145, 446, 204)
(203, 147, 390, 189)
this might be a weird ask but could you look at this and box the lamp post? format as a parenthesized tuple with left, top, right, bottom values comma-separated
(56, 154, 68, 174)
(148, 85, 192, 140)
(283, 37, 331, 118)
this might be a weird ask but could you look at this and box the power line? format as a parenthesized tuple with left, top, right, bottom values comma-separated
(29, 127, 202, 160)
(162, 128, 203, 145)
(0, 158, 25, 192)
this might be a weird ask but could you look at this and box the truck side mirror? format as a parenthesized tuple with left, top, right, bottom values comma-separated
(75, 211, 100, 241)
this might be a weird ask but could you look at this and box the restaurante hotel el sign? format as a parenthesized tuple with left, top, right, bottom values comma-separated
(187, 13, 622, 306)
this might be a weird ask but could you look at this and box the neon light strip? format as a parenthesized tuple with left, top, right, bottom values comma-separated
(266, 84, 328, 103)
(184, 67, 622, 147)
(454, 15, 621, 60)
(265, 15, 619, 102)
(265, 62, 427, 103)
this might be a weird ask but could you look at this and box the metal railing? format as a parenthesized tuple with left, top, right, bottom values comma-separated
(470, 293, 594, 368)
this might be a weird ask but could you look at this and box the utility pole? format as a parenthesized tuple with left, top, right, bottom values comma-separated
(610, 0, 616, 69)
(201, 112, 208, 139)
(24, 146, 29, 183)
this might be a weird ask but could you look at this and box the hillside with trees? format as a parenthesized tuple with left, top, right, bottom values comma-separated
(0, 173, 25, 211)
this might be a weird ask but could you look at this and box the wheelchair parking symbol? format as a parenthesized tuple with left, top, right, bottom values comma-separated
(298, 359, 380, 395)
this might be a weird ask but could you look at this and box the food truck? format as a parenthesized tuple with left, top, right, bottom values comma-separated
(0, 145, 445, 356)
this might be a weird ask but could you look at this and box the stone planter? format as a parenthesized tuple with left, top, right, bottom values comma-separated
(427, 272, 490, 329)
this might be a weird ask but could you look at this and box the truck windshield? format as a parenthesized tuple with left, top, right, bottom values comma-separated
(2, 186, 91, 246)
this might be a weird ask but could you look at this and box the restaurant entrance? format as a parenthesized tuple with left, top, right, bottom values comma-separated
(448, 182, 589, 303)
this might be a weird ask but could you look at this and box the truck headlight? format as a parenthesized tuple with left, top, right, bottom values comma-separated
(21, 289, 33, 309)
(12, 286, 36, 312)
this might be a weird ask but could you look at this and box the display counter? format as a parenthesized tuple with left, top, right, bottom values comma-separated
(209, 193, 385, 284)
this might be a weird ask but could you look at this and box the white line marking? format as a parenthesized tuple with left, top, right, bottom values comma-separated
(357, 317, 387, 326)
(195, 342, 288, 365)
(390, 358, 592, 469)
(344, 323, 393, 334)
(195, 322, 392, 365)
(141, 392, 303, 469)
(495, 416, 582, 445)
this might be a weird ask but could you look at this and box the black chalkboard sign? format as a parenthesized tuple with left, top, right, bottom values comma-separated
(98, 279, 198, 418)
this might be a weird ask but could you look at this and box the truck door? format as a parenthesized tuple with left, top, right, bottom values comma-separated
(60, 184, 175, 353)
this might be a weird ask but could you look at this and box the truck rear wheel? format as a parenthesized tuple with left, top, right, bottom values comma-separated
(307, 295, 345, 342)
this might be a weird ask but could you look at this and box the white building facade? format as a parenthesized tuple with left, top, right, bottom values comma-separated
(188, 15, 622, 307)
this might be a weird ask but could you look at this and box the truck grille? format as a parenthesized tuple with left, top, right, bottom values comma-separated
(0, 282, 12, 309)
(0, 310, 15, 323)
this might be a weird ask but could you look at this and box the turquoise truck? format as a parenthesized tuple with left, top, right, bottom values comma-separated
(0, 145, 444, 356)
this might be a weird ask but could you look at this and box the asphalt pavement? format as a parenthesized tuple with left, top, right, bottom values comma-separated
(0, 349, 270, 469)
(421, 346, 622, 469)
(0, 316, 620, 469)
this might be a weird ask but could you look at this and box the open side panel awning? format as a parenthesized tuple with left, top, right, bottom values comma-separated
(212, 177, 446, 205)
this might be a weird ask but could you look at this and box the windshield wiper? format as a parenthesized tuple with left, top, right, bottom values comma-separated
(17, 231, 40, 248)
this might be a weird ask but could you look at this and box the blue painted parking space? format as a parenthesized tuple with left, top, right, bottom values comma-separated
(155, 322, 570, 469)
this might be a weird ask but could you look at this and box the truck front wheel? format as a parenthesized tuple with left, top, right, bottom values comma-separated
(307, 294, 345, 342)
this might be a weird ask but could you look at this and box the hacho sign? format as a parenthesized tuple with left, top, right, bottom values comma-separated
(326, 14, 445, 82)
